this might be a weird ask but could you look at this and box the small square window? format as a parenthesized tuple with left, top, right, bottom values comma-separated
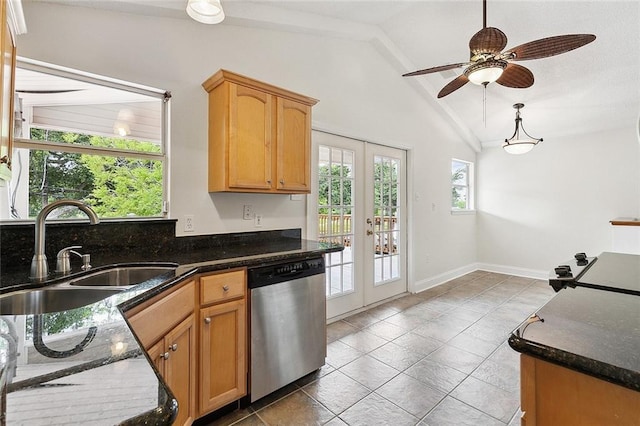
(451, 159, 474, 211)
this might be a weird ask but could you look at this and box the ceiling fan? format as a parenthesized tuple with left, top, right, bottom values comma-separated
(402, 0, 596, 98)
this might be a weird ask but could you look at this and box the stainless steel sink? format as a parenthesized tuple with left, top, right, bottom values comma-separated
(0, 264, 178, 315)
(67, 264, 177, 288)
(0, 287, 122, 315)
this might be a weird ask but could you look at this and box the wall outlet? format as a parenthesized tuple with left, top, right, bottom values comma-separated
(243, 205, 253, 220)
(184, 215, 194, 232)
(254, 214, 263, 227)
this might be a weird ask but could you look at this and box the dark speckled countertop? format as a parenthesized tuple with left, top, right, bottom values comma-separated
(509, 252, 640, 392)
(0, 225, 341, 425)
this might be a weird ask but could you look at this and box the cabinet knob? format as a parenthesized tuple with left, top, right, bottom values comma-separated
(170, 343, 178, 351)
(161, 352, 170, 360)
(280, 179, 284, 185)
(222, 285, 229, 292)
(204, 317, 211, 324)
(266, 179, 272, 184)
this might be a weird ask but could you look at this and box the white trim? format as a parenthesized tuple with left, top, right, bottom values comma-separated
(413, 263, 480, 293)
(7, 0, 27, 36)
(17, 57, 168, 99)
(475, 262, 548, 280)
(413, 262, 548, 294)
(451, 209, 476, 215)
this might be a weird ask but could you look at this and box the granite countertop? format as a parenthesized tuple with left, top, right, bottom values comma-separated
(509, 253, 640, 392)
(0, 234, 341, 425)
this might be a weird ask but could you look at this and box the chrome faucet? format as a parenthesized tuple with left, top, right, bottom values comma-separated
(30, 200, 100, 280)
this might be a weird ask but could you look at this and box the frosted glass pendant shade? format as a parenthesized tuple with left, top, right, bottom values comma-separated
(186, 0, 225, 24)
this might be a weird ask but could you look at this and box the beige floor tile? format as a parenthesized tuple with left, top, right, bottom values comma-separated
(339, 393, 417, 426)
(368, 341, 425, 371)
(302, 370, 370, 415)
(339, 354, 399, 390)
(256, 390, 334, 426)
(326, 340, 364, 369)
(375, 373, 446, 418)
(339, 329, 388, 353)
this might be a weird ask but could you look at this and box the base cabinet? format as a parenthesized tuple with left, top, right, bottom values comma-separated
(148, 316, 196, 426)
(127, 270, 248, 424)
(198, 269, 247, 416)
(199, 299, 246, 413)
(520, 354, 640, 426)
(127, 280, 197, 426)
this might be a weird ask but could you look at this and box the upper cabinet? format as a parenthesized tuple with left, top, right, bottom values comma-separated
(202, 69, 318, 194)
(0, 0, 25, 173)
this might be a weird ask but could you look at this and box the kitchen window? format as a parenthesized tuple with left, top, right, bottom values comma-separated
(451, 158, 474, 212)
(8, 58, 169, 220)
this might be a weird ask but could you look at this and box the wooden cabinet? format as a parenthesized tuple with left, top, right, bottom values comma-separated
(127, 269, 249, 422)
(198, 269, 247, 416)
(520, 354, 640, 426)
(0, 0, 18, 171)
(202, 69, 317, 194)
(127, 280, 197, 426)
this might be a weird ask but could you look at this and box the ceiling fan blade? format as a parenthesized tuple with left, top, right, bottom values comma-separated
(403, 63, 467, 77)
(496, 63, 534, 88)
(506, 34, 596, 61)
(438, 75, 469, 98)
(469, 27, 507, 55)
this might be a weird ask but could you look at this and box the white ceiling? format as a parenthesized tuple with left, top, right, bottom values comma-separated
(32, 0, 640, 150)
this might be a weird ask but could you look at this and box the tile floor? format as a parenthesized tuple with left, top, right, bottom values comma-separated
(202, 270, 556, 426)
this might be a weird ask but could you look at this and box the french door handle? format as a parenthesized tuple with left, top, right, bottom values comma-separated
(366, 230, 373, 236)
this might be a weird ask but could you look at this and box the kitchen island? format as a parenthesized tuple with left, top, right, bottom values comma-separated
(0, 226, 341, 425)
(509, 252, 640, 425)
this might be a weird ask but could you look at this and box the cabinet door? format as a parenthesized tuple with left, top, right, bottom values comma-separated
(0, 0, 16, 170)
(165, 315, 196, 426)
(276, 97, 311, 192)
(199, 299, 247, 415)
(228, 83, 273, 190)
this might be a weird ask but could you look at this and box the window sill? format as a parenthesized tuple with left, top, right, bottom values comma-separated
(451, 209, 476, 216)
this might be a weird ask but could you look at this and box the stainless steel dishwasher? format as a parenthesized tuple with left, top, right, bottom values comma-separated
(248, 256, 326, 402)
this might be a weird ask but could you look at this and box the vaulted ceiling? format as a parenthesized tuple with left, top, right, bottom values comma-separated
(30, 1, 640, 151)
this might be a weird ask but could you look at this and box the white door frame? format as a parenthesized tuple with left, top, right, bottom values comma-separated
(308, 129, 411, 320)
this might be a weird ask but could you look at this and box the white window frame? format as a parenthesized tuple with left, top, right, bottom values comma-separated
(10, 57, 170, 219)
(451, 158, 475, 214)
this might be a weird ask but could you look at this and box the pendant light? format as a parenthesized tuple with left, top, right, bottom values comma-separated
(186, 0, 225, 24)
(503, 103, 543, 155)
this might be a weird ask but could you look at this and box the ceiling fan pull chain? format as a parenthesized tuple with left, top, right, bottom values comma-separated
(483, 84, 487, 127)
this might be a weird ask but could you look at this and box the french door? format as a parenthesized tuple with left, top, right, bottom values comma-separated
(311, 131, 407, 320)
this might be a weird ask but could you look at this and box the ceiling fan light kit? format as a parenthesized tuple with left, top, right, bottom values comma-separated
(402, 0, 596, 98)
(186, 0, 225, 24)
(465, 60, 506, 85)
(503, 103, 542, 155)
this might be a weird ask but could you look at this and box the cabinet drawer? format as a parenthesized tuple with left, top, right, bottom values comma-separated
(200, 270, 245, 305)
(128, 280, 195, 348)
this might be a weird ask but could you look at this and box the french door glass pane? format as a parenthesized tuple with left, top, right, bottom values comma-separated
(373, 155, 400, 286)
(318, 145, 354, 299)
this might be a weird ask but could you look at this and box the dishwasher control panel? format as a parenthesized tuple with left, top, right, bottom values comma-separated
(248, 257, 325, 288)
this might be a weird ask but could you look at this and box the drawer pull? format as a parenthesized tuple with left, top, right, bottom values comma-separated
(161, 352, 170, 360)
(222, 285, 230, 292)
(204, 317, 211, 324)
(170, 343, 178, 351)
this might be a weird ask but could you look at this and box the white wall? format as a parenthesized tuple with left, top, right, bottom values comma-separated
(16, 2, 477, 288)
(477, 126, 640, 274)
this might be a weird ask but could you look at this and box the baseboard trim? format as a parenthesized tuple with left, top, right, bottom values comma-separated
(476, 262, 548, 280)
(413, 263, 480, 293)
(413, 262, 547, 293)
